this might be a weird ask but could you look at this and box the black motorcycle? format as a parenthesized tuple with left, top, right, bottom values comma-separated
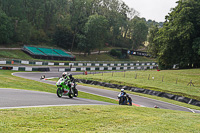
(118, 93, 132, 106)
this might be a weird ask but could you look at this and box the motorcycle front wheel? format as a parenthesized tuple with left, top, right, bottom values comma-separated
(119, 97, 123, 105)
(57, 88, 63, 98)
(128, 98, 132, 106)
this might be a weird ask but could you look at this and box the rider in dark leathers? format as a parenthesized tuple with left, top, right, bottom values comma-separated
(68, 73, 78, 96)
(118, 89, 132, 105)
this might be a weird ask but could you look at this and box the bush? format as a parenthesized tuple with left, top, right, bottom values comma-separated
(109, 49, 122, 58)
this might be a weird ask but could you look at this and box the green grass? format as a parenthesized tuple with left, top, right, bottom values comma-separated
(75, 53, 155, 61)
(0, 71, 200, 132)
(74, 69, 200, 101)
(0, 70, 118, 104)
(0, 105, 200, 132)
(0, 49, 155, 62)
(0, 50, 33, 60)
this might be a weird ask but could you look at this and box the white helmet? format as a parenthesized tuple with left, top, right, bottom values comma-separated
(62, 72, 68, 77)
(121, 89, 124, 92)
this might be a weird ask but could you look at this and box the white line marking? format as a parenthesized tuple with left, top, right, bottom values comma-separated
(0, 104, 113, 110)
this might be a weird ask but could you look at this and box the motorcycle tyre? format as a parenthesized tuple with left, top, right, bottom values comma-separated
(68, 89, 74, 98)
(119, 97, 123, 105)
(128, 98, 132, 106)
(57, 88, 63, 98)
(123, 98, 128, 105)
(74, 89, 78, 97)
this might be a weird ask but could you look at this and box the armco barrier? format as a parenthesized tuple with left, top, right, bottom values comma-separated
(75, 79, 200, 107)
(0, 66, 50, 71)
(59, 66, 156, 72)
(0, 59, 157, 67)
(12, 67, 50, 71)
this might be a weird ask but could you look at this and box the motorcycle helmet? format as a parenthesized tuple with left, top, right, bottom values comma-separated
(121, 89, 124, 92)
(62, 72, 68, 78)
(68, 73, 72, 79)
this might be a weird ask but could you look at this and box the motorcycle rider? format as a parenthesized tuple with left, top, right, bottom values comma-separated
(62, 72, 68, 78)
(118, 89, 131, 105)
(68, 73, 75, 82)
(62, 72, 71, 92)
(119, 89, 127, 96)
(68, 73, 78, 90)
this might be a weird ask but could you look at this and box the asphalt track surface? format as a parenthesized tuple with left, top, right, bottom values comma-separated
(2, 72, 199, 113)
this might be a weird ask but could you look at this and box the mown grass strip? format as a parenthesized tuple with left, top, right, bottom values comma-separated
(0, 105, 200, 132)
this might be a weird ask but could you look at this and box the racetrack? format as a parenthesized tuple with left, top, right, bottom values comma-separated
(0, 88, 114, 109)
(10, 72, 200, 113)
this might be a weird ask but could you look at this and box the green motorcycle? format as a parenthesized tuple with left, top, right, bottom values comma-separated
(56, 77, 75, 98)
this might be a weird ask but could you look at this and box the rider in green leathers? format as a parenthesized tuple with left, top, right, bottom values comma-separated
(62, 72, 71, 91)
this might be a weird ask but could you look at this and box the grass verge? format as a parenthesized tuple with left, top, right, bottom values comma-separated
(74, 69, 200, 101)
(0, 105, 200, 132)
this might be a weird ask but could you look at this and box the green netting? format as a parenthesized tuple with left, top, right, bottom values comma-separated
(53, 49, 71, 57)
(25, 46, 45, 55)
(38, 48, 60, 56)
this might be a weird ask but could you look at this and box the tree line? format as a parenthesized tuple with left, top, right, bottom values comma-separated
(148, 0, 200, 69)
(0, 0, 160, 55)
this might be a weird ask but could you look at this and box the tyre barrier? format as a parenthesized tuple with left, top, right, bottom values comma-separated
(75, 79, 200, 107)
(59, 66, 156, 72)
(0, 66, 13, 70)
(0, 66, 50, 71)
(0, 60, 157, 67)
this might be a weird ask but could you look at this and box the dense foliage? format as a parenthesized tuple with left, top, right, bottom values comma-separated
(0, 0, 153, 54)
(148, 0, 200, 69)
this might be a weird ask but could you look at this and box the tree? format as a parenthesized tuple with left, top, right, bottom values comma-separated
(15, 19, 32, 44)
(0, 10, 13, 44)
(0, 0, 147, 52)
(69, 0, 89, 51)
(52, 26, 73, 50)
(130, 16, 148, 49)
(148, 0, 200, 69)
(84, 14, 109, 54)
(147, 26, 159, 57)
(77, 34, 88, 56)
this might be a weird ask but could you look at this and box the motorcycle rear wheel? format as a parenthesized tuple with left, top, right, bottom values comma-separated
(57, 88, 63, 98)
(69, 89, 74, 98)
(74, 89, 78, 97)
